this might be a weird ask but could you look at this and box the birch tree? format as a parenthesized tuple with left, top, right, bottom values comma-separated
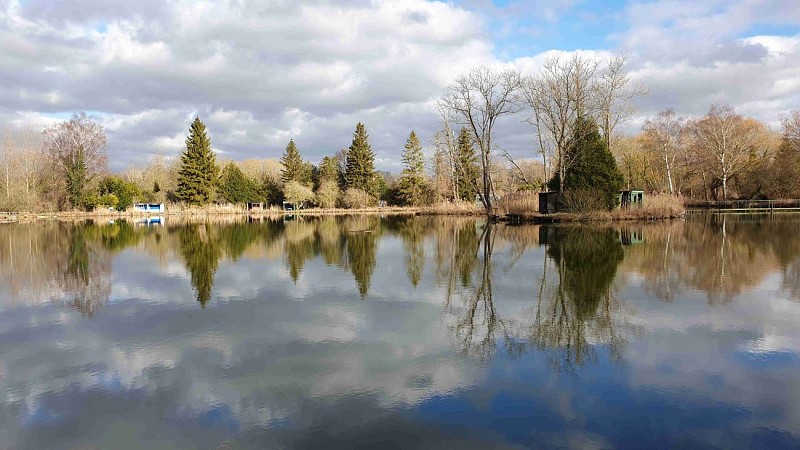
(642, 109, 685, 195)
(688, 105, 769, 200)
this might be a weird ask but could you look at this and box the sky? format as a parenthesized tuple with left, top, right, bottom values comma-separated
(0, 0, 799, 171)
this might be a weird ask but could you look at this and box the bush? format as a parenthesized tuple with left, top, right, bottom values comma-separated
(315, 180, 340, 209)
(283, 181, 315, 206)
(84, 193, 118, 211)
(98, 176, 141, 210)
(560, 189, 606, 213)
(343, 188, 376, 208)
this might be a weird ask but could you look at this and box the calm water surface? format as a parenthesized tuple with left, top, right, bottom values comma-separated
(0, 214, 799, 449)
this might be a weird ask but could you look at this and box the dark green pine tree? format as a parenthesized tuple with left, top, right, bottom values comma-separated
(344, 122, 377, 196)
(280, 139, 308, 184)
(455, 127, 480, 201)
(397, 131, 427, 206)
(318, 156, 339, 184)
(64, 145, 89, 210)
(548, 117, 624, 210)
(179, 223, 222, 307)
(219, 162, 257, 203)
(175, 117, 219, 205)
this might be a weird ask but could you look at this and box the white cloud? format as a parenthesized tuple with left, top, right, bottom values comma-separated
(0, 0, 797, 169)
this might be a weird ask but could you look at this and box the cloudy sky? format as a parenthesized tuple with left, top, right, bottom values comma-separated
(1, 0, 799, 171)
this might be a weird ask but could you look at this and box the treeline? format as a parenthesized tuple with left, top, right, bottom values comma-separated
(0, 112, 544, 212)
(618, 107, 800, 201)
(1, 53, 799, 212)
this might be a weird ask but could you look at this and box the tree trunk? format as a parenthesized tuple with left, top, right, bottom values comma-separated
(721, 173, 728, 201)
(664, 144, 674, 195)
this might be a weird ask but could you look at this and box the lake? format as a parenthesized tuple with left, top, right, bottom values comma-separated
(0, 214, 799, 449)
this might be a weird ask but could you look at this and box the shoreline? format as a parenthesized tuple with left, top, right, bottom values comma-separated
(2, 206, 688, 224)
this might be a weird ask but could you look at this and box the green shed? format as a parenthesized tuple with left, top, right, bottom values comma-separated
(618, 190, 644, 209)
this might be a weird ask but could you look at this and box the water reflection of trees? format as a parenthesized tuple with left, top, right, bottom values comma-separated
(434, 221, 631, 370)
(7, 213, 800, 320)
(533, 226, 627, 370)
(621, 214, 800, 303)
(0, 221, 119, 315)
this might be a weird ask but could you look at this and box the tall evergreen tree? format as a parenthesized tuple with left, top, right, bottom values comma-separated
(175, 117, 219, 205)
(344, 123, 376, 196)
(219, 162, 258, 203)
(64, 145, 89, 209)
(318, 156, 340, 184)
(455, 127, 480, 201)
(397, 131, 427, 206)
(548, 118, 623, 209)
(280, 139, 309, 184)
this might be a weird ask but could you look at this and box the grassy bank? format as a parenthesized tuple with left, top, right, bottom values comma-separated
(496, 192, 685, 223)
(0, 194, 685, 223)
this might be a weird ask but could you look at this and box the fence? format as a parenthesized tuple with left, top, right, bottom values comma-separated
(685, 199, 800, 211)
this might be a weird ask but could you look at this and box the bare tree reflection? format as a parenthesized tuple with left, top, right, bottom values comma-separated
(0, 222, 112, 315)
(621, 214, 800, 304)
(531, 226, 627, 371)
(439, 222, 631, 371)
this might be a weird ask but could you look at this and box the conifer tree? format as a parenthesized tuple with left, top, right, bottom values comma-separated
(219, 162, 258, 203)
(280, 139, 309, 185)
(397, 131, 427, 206)
(318, 156, 340, 184)
(175, 117, 219, 205)
(455, 127, 480, 201)
(65, 145, 89, 209)
(548, 118, 623, 210)
(344, 122, 376, 196)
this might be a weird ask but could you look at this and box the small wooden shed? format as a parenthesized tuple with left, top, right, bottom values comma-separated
(247, 202, 265, 211)
(133, 203, 165, 213)
(618, 190, 644, 209)
(538, 192, 559, 214)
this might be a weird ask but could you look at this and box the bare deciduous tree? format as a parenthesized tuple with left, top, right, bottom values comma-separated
(440, 66, 523, 214)
(781, 109, 800, 146)
(43, 112, 108, 207)
(1, 126, 45, 210)
(642, 109, 686, 195)
(688, 105, 770, 200)
(522, 54, 598, 193)
(434, 103, 459, 200)
(44, 112, 108, 173)
(594, 54, 647, 150)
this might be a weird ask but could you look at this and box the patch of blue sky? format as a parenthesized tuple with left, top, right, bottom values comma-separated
(456, 0, 630, 60)
(739, 23, 800, 39)
(42, 110, 110, 121)
(41, 111, 74, 121)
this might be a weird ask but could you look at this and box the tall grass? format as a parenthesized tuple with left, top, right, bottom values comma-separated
(495, 191, 538, 215)
(421, 200, 483, 215)
(611, 193, 685, 220)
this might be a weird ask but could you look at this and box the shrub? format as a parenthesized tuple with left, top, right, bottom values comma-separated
(85, 193, 118, 211)
(98, 176, 141, 210)
(283, 181, 315, 207)
(343, 188, 376, 208)
(315, 180, 340, 209)
(560, 189, 606, 213)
